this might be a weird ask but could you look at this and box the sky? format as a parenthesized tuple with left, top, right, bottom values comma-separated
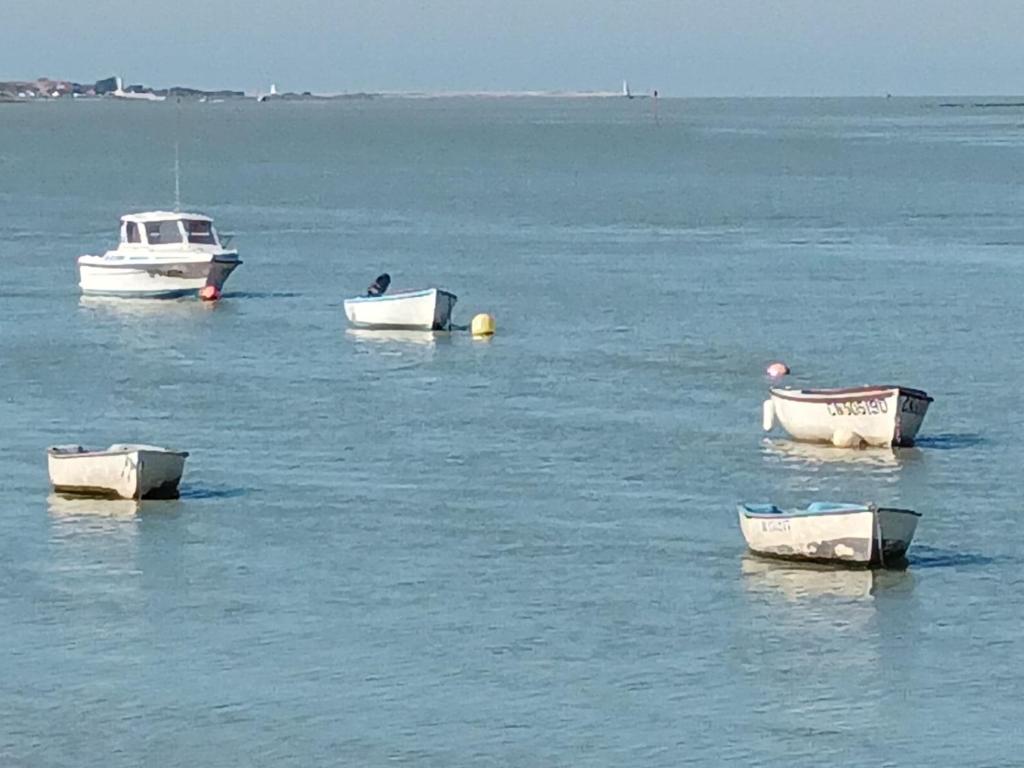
(4, 0, 1024, 96)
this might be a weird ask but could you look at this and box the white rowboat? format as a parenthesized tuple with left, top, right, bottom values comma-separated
(343, 288, 457, 331)
(738, 501, 920, 566)
(47, 444, 189, 500)
(763, 386, 932, 447)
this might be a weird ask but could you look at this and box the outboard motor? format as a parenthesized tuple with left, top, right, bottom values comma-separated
(367, 273, 391, 297)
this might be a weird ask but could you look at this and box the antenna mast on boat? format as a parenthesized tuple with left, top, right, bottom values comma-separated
(173, 93, 182, 212)
(174, 140, 181, 212)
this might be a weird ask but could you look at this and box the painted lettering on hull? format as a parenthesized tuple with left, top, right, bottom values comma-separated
(825, 398, 888, 417)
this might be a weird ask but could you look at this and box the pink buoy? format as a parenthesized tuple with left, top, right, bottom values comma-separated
(766, 362, 790, 378)
(199, 285, 221, 302)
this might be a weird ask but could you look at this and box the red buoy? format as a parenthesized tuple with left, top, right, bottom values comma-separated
(199, 285, 221, 302)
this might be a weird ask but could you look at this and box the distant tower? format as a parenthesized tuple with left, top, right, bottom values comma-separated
(270, 83, 279, 96)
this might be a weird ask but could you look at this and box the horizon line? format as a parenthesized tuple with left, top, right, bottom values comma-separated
(5, 76, 1024, 101)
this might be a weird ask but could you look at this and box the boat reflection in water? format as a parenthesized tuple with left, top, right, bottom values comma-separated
(47, 493, 141, 522)
(345, 328, 450, 349)
(741, 555, 913, 601)
(760, 438, 914, 470)
(79, 295, 217, 319)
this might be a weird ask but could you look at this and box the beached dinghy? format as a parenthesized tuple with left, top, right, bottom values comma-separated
(47, 444, 189, 500)
(738, 501, 920, 566)
(344, 275, 457, 331)
(763, 386, 932, 447)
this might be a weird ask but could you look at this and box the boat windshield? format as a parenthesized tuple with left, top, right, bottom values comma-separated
(123, 221, 142, 243)
(184, 219, 217, 245)
(144, 220, 184, 245)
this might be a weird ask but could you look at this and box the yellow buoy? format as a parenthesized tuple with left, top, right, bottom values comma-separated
(471, 313, 496, 337)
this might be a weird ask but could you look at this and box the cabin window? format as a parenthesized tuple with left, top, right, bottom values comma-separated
(125, 222, 141, 243)
(144, 220, 183, 244)
(184, 219, 217, 244)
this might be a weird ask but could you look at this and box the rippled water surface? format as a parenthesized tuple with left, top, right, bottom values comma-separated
(2, 97, 1023, 766)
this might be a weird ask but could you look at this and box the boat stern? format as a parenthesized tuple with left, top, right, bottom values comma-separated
(206, 252, 242, 291)
(874, 507, 921, 562)
(894, 388, 932, 446)
(135, 448, 189, 499)
(432, 290, 458, 330)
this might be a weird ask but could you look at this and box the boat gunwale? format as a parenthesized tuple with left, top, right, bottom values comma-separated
(47, 446, 190, 459)
(78, 251, 241, 265)
(738, 503, 920, 519)
(876, 506, 922, 518)
(344, 288, 456, 304)
(739, 503, 870, 519)
(770, 386, 932, 404)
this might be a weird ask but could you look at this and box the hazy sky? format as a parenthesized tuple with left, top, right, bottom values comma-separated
(4, 0, 1024, 95)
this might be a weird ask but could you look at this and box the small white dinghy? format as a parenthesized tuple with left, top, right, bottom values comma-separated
(763, 386, 932, 447)
(344, 288, 457, 331)
(738, 501, 921, 566)
(343, 273, 457, 331)
(47, 444, 189, 500)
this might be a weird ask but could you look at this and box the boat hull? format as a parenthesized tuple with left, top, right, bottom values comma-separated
(78, 253, 241, 298)
(738, 503, 920, 566)
(764, 386, 931, 447)
(47, 445, 189, 500)
(344, 288, 457, 331)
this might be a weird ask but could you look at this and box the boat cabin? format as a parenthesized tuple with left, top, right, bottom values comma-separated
(119, 212, 223, 248)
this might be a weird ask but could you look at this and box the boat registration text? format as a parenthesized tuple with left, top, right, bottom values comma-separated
(825, 398, 888, 417)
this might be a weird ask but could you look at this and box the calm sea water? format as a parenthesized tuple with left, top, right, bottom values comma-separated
(2, 97, 1023, 766)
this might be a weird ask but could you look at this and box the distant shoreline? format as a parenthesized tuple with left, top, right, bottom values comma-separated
(8, 78, 1023, 103)
(0, 75, 655, 103)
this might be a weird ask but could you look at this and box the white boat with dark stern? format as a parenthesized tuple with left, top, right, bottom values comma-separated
(344, 288, 457, 331)
(78, 211, 241, 298)
(738, 502, 921, 566)
(47, 444, 189, 500)
(763, 385, 932, 447)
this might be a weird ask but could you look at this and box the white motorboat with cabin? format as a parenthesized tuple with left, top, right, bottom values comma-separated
(344, 274, 457, 331)
(763, 385, 932, 447)
(738, 501, 920, 566)
(78, 211, 241, 298)
(47, 444, 189, 500)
